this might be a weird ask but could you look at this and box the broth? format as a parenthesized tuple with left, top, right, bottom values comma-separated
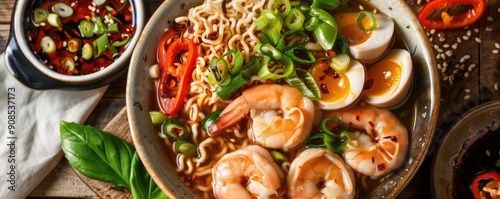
(25, 0, 135, 75)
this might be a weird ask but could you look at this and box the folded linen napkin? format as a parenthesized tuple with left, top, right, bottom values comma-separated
(0, 53, 108, 199)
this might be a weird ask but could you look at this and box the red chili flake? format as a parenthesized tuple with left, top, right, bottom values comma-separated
(327, 50, 337, 58)
(192, 174, 199, 181)
(383, 136, 398, 142)
(364, 79, 374, 90)
(320, 83, 329, 94)
(369, 121, 375, 128)
(265, 79, 273, 84)
(356, 115, 360, 121)
(319, 75, 326, 81)
(373, 131, 380, 141)
(222, 0, 227, 14)
(377, 163, 386, 171)
(324, 68, 340, 79)
(205, 88, 213, 97)
(348, 122, 353, 127)
(372, 157, 375, 163)
(207, 31, 218, 40)
(319, 59, 331, 70)
(173, 22, 187, 33)
(179, 176, 186, 183)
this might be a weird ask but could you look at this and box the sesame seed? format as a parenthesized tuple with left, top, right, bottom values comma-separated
(430, 29, 436, 34)
(457, 37, 462, 43)
(463, 54, 471, 60)
(453, 69, 459, 74)
(440, 53, 446, 60)
(495, 83, 499, 91)
(429, 37, 433, 42)
(495, 42, 500, 49)
(443, 62, 448, 67)
(436, 54, 441, 60)
(486, 27, 493, 31)
(466, 30, 471, 37)
(434, 44, 439, 50)
(464, 95, 470, 100)
(486, 150, 491, 156)
(464, 72, 470, 78)
(417, 0, 422, 4)
(437, 48, 444, 53)
(452, 43, 458, 49)
(487, 16, 494, 21)
(373, 9, 378, 13)
(465, 88, 471, 93)
(445, 50, 453, 57)
(443, 76, 449, 81)
(468, 64, 476, 72)
(462, 36, 469, 41)
(474, 28, 479, 33)
(443, 44, 450, 48)
(439, 37, 446, 42)
(493, 49, 499, 54)
(359, 5, 364, 10)
(475, 37, 482, 43)
(441, 65, 447, 73)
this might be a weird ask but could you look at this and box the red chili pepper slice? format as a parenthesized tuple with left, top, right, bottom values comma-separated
(418, 0, 486, 30)
(471, 171, 500, 199)
(156, 29, 197, 118)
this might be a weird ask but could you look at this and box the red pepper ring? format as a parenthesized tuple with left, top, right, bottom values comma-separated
(418, 0, 486, 30)
(156, 33, 197, 118)
(471, 171, 500, 199)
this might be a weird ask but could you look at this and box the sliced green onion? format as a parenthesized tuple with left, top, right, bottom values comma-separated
(309, 8, 337, 28)
(216, 57, 262, 100)
(93, 0, 107, 6)
(67, 38, 81, 53)
(33, 7, 49, 23)
(107, 23, 119, 33)
(356, 11, 378, 31)
(61, 57, 75, 72)
(52, 2, 74, 18)
(93, 34, 109, 58)
(271, 150, 289, 162)
(255, 10, 283, 46)
(258, 55, 295, 80)
(106, 15, 124, 25)
(92, 16, 107, 35)
(272, 0, 291, 16)
(208, 59, 231, 86)
(333, 34, 350, 55)
(40, 36, 56, 54)
(149, 111, 169, 125)
(81, 43, 93, 60)
(285, 8, 305, 31)
(495, 159, 500, 168)
(319, 117, 349, 136)
(161, 118, 188, 141)
(174, 141, 197, 157)
(47, 13, 62, 28)
(286, 68, 321, 100)
(307, 0, 340, 10)
(304, 16, 320, 31)
(305, 117, 351, 152)
(105, 5, 114, 12)
(202, 110, 223, 131)
(215, 74, 247, 100)
(284, 46, 316, 64)
(79, 20, 95, 38)
(330, 54, 351, 73)
(112, 34, 131, 47)
(118, 0, 128, 11)
(276, 30, 309, 52)
(212, 49, 244, 76)
(313, 22, 337, 50)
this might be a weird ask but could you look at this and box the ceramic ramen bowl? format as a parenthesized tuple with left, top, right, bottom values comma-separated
(4, 0, 146, 89)
(127, 0, 440, 198)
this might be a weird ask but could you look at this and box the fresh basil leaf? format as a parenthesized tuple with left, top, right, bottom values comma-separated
(60, 121, 135, 189)
(130, 152, 168, 199)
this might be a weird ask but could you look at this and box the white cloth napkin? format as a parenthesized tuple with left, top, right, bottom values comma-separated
(0, 53, 108, 199)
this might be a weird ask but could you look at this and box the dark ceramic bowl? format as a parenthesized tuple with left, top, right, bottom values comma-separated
(4, 0, 146, 89)
(127, 0, 440, 198)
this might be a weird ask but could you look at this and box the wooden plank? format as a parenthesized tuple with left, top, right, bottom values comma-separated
(0, 0, 14, 24)
(0, 24, 10, 53)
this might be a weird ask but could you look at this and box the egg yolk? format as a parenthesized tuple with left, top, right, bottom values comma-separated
(335, 13, 373, 45)
(311, 65, 350, 103)
(364, 60, 401, 98)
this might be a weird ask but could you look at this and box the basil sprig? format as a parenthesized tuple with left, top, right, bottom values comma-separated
(60, 121, 167, 199)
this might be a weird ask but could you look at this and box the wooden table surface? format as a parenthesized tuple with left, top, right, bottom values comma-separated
(0, 0, 498, 198)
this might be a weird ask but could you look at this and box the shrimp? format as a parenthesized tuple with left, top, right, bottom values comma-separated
(325, 104, 409, 179)
(287, 148, 356, 199)
(208, 84, 316, 151)
(212, 145, 285, 199)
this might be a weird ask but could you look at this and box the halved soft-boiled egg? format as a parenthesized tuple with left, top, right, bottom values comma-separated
(334, 12, 394, 63)
(310, 59, 366, 110)
(362, 49, 413, 109)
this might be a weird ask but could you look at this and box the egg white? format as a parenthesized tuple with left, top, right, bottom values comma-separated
(317, 60, 366, 110)
(349, 13, 395, 63)
(362, 49, 413, 109)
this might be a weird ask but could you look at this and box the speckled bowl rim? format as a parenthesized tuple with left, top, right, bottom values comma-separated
(126, 0, 440, 198)
(12, 0, 145, 83)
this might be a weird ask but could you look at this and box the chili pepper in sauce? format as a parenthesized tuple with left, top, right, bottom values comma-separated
(418, 0, 487, 30)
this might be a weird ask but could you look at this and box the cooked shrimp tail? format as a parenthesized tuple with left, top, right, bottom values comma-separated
(207, 97, 248, 136)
